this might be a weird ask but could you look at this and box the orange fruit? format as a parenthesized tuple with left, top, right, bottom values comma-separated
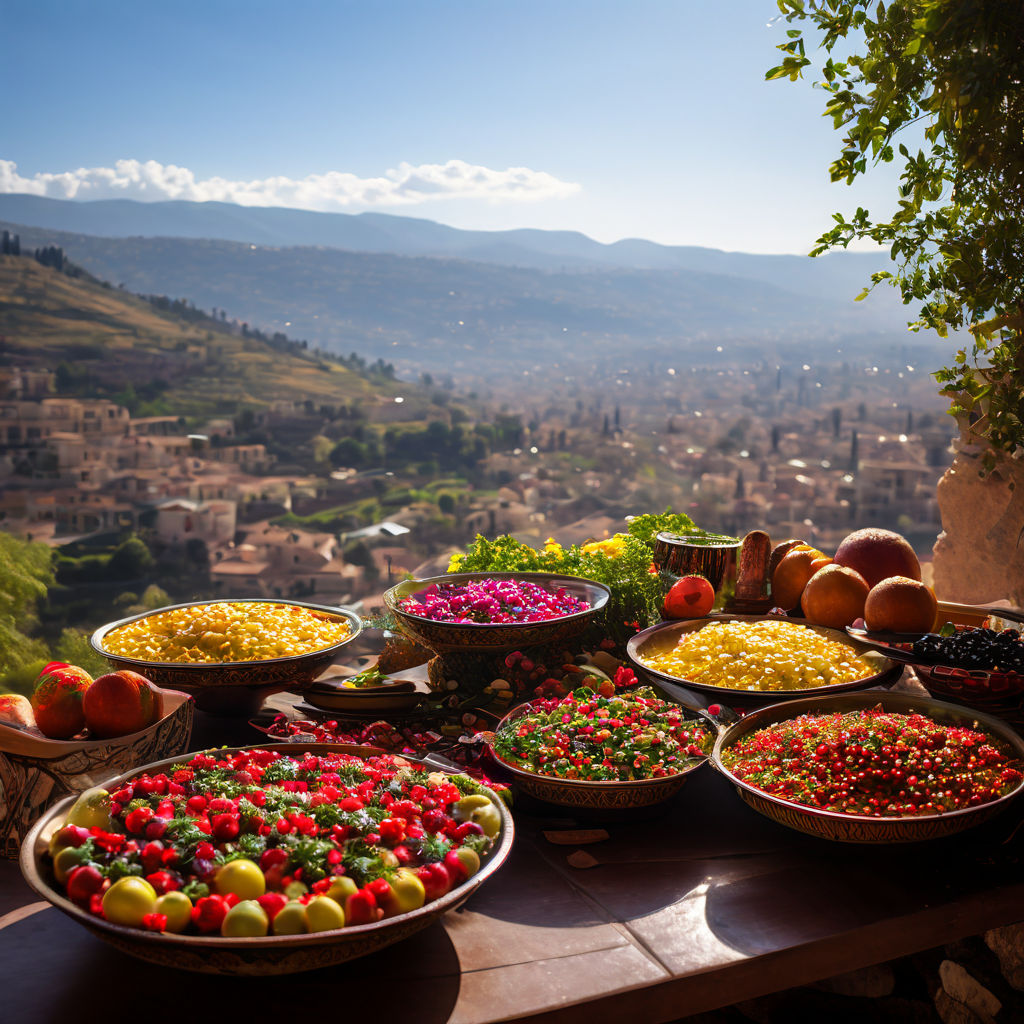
(833, 528, 921, 588)
(771, 549, 821, 610)
(864, 576, 937, 634)
(800, 564, 870, 629)
(768, 540, 803, 581)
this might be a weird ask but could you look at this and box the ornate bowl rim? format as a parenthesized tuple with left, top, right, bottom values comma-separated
(383, 571, 610, 631)
(627, 614, 902, 703)
(710, 690, 1024, 832)
(89, 599, 363, 674)
(20, 742, 514, 953)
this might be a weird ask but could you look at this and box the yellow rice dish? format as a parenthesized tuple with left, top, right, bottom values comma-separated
(102, 602, 351, 664)
(641, 619, 875, 692)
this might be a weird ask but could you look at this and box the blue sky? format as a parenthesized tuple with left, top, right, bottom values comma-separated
(1, 0, 904, 253)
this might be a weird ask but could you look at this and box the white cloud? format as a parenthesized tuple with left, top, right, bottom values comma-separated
(0, 158, 580, 209)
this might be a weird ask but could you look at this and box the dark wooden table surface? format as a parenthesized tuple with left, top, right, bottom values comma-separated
(4, 698, 1024, 1024)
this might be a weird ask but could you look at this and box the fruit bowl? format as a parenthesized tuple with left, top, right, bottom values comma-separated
(384, 572, 610, 694)
(90, 600, 362, 716)
(20, 743, 514, 975)
(847, 622, 1024, 724)
(627, 615, 902, 710)
(0, 687, 193, 858)
(710, 690, 1024, 843)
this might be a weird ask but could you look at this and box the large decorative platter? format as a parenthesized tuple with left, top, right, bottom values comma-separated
(628, 614, 902, 709)
(710, 691, 1024, 843)
(21, 742, 513, 974)
(91, 600, 362, 715)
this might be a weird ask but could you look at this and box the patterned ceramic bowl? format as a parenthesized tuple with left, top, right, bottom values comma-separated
(384, 572, 610, 655)
(711, 691, 1024, 843)
(489, 695, 713, 811)
(90, 600, 362, 716)
(20, 742, 514, 975)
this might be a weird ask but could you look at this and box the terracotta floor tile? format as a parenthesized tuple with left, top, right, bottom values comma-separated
(441, 844, 631, 972)
(449, 943, 669, 1024)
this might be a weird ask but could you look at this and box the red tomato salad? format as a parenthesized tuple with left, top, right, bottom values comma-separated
(494, 685, 713, 781)
(46, 749, 503, 937)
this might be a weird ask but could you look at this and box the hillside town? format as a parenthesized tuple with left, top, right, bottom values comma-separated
(0, 359, 955, 622)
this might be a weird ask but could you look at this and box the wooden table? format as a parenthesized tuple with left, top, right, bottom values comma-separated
(3, 704, 1024, 1024)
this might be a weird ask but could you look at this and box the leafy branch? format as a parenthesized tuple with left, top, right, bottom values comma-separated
(770, 0, 1024, 468)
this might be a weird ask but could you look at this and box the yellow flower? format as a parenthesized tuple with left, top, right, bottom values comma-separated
(543, 537, 564, 555)
(448, 553, 464, 571)
(581, 533, 628, 558)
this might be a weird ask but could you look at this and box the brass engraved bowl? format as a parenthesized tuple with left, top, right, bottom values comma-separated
(91, 600, 362, 716)
(628, 614, 902, 710)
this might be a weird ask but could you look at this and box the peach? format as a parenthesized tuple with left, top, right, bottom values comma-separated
(0, 693, 36, 730)
(83, 670, 160, 738)
(31, 663, 93, 739)
(833, 528, 921, 589)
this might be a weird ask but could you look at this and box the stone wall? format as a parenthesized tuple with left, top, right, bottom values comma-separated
(932, 425, 1024, 607)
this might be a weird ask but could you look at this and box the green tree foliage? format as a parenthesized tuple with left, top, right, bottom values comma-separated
(54, 628, 109, 677)
(771, 0, 1024, 466)
(0, 533, 53, 678)
(107, 536, 155, 579)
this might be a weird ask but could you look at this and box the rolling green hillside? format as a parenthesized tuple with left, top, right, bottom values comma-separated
(0, 254, 427, 419)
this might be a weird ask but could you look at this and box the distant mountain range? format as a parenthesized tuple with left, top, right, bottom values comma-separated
(0, 194, 924, 376)
(0, 194, 902, 302)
